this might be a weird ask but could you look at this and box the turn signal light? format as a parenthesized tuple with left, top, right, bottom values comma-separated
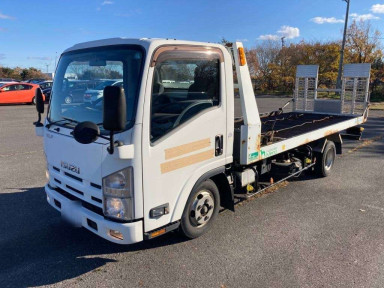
(238, 47, 246, 66)
(109, 229, 124, 240)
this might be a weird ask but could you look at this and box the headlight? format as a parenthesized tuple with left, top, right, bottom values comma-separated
(102, 167, 134, 221)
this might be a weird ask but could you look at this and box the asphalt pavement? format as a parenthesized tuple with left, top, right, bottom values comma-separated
(0, 97, 383, 288)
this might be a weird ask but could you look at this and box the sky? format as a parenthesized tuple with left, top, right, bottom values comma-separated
(0, 0, 383, 72)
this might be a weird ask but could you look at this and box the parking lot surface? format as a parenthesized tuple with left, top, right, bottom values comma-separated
(0, 98, 383, 288)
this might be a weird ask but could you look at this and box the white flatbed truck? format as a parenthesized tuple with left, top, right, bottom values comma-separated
(33, 38, 371, 244)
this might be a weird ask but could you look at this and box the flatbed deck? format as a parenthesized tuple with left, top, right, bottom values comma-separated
(261, 112, 356, 142)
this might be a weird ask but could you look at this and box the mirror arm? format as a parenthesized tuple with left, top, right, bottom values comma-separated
(33, 113, 43, 127)
(105, 131, 123, 154)
(107, 131, 115, 154)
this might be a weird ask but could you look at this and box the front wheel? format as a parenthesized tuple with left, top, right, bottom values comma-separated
(180, 179, 220, 239)
(314, 141, 336, 177)
(64, 96, 73, 104)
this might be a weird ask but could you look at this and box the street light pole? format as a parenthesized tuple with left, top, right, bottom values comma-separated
(336, 0, 350, 90)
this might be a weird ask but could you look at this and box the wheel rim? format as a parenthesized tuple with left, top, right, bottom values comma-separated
(32, 97, 36, 104)
(324, 148, 335, 170)
(189, 190, 215, 227)
(64, 97, 71, 104)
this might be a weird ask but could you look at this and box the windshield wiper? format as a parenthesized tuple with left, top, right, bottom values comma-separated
(46, 117, 79, 128)
(62, 116, 79, 124)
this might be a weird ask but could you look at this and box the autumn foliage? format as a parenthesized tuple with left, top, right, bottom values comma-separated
(0, 66, 47, 81)
(243, 20, 383, 99)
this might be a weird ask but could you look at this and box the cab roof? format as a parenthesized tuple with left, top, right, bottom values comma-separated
(63, 38, 224, 53)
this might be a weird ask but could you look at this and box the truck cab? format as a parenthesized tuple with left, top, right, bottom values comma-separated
(39, 38, 235, 244)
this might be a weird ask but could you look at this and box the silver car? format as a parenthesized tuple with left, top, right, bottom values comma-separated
(83, 79, 123, 103)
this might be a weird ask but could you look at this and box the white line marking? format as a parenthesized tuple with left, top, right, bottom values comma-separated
(363, 204, 384, 212)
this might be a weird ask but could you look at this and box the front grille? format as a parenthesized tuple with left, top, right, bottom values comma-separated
(91, 196, 102, 203)
(83, 201, 103, 215)
(50, 167, 103, 204)
(91, 183, 102, 189)
(54, 187, 104, 216)
(64, 172, 82, 182)
(66, 185, 84, 196)
(54, 186, 78, 201)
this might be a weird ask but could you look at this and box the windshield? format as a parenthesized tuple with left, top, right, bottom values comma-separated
(48, 45, 144, 132)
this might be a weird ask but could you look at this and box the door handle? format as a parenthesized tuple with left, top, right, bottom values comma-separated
(215, 135, 223, 156)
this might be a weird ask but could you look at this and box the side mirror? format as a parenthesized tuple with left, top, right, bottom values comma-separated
(35, 88, 45, 114)
(103, 86, 126, 154)
(33, 88, 44, 127)
(103, 86, 126, 131)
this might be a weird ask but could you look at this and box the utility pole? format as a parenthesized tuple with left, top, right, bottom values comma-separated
(280, 37, 286, 81)
(336, 0, 350, 90)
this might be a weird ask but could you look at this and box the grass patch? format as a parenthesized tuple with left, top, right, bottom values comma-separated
(254, 90, 292, 96)
(317, 91, 340, 100)
(370, 102, 384, 110)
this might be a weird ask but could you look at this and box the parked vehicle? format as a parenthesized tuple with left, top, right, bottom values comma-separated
(62, 80, 91, 104)
(25, 78, 46, 84)
(0, 82, 17, 87)
(39, 81, 53, 101)
(34, 39, 370, 245)
(83, 79, 123, 103)
(1, 82, 43, 104)
(0, 78, 19, 84)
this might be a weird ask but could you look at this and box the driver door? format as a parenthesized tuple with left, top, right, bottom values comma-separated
(142, 46, 228, 232)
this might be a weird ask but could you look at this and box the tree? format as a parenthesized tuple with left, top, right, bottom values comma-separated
(245, 48, 259, 78)
(345, 20, 382, 64)
(252, 40, 281, 90)
(20, 67, 47, 80)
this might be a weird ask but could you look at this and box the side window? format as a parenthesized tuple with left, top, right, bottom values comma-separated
(150, 47, 222, 142)
(3, 85, 15, 91)
(21, 85, 31, 90)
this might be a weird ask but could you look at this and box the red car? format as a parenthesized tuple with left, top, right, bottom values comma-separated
(0, 82, 44, 104)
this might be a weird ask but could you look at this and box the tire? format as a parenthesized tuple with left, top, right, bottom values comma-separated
(32, 97, 36, 105)
(180, 179, 220, 239)
(64, 96, 73, 104)
(314, 141, 336, 177)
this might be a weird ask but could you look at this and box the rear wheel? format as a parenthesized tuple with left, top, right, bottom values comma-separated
(314, 141, 336, 177)
(180, 179, 220, 239)
(32, 97, 36, 105)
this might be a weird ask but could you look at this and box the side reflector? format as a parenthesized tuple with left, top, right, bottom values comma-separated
(150, 228, 166, 238)
(238, 47, 246, 66)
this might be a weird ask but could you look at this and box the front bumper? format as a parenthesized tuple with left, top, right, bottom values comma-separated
(45, 184, 143, 245)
